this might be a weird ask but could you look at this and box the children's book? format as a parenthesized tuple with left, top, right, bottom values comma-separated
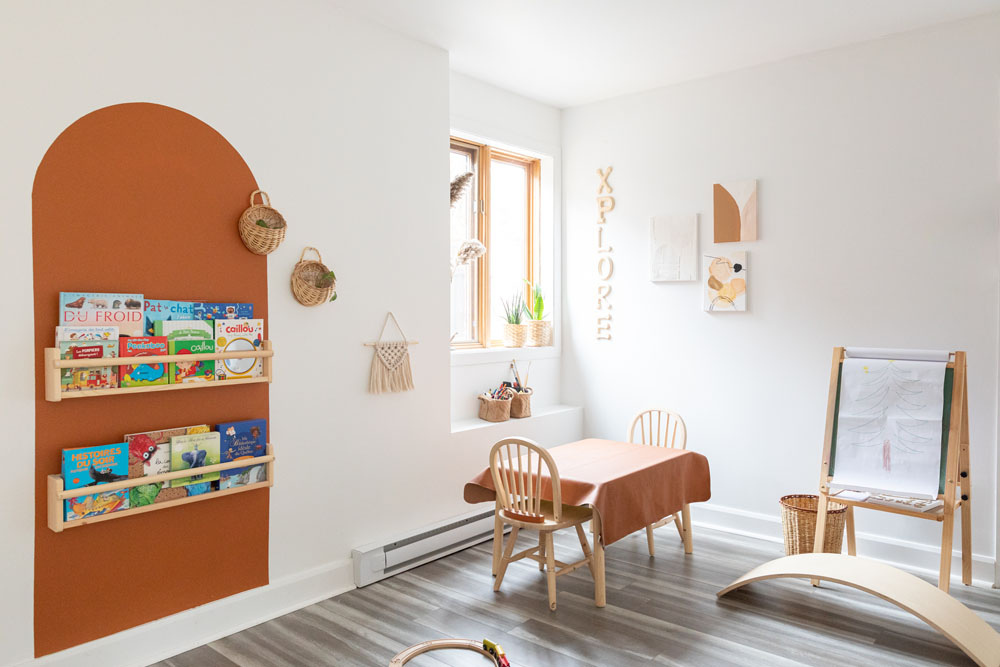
(217, 419, 267, 489)
(169, 339, 215, 384)
(54, 325, 118, 346)
(58, 339, 118, 391)
(214, 319, 264, 379)
(143, 299, 196, 337)
(62, 443, 129, 520)
(153, 319, 213, 340)
(125, 424, 210, 506)
(120, 337, 169, 387)
(170, 431, 221, 487)
(193, 302, 254, 321)
(60, 292, 144, 337)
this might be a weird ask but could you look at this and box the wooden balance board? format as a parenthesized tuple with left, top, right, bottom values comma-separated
(718, 553, 1000, 667)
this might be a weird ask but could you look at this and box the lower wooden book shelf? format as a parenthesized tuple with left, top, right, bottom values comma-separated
(47, 444, 274, 532)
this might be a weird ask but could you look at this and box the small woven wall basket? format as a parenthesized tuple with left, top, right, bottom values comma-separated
(503, 323, 527, 347)
(526, 320, 552, 347)
(478, 394, 512, 422)
(510, 388, 532, 418)
(779, 494, 847, 555)
(239, 190, 287, 255)
(290, 246, 335, 306)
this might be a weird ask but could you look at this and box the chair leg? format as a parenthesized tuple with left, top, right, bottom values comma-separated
(538, 531, 546, 571)
(646, 524, 656, 557)
(575, 523, 595, 576)
(544, 532, 557, 611)
(494, 526, 520, 592)
(673, 515, 683, 541)
(492, 504, 503, 577)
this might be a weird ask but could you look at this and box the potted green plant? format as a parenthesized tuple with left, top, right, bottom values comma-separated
(501, 292, 527, 347)
(523, 282, 552, 347)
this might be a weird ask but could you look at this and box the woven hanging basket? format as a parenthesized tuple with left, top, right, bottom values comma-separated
(290, 246, 336, 307)
(478, 393, 512, 422)
(779, 494, 847, 556)
(239, 190, 287, 255)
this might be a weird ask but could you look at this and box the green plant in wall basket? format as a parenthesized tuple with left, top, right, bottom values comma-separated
(501, 292, 527, 347)
(523, 280, 546, 321)
(523, 281, 552, 347)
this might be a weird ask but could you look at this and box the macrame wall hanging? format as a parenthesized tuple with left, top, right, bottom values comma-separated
(365, 312, 417, 394)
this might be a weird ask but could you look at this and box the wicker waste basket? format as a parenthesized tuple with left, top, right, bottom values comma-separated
(779, 494, 847, 555)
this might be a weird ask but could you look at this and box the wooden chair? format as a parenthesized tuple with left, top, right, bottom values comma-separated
(627, 409, 692, 556)
(489, 437, 595, 611)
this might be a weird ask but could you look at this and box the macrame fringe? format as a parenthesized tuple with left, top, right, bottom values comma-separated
(369, 347, 414, 394)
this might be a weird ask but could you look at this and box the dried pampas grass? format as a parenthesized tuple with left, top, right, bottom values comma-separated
(450, 172, 474, 206)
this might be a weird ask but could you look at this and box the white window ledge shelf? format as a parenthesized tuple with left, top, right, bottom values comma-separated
(451, 404, 581, 434)
(450, 344, 560, 367)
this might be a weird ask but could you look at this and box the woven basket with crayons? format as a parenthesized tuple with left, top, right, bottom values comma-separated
(477, 360, 533, 422)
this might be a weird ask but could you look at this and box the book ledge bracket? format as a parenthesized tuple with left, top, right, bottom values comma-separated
(43, 340, 274, 402)
(47, 444, 275, 532)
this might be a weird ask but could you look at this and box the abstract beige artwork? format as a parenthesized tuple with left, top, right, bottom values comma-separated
(650, 214, 698, 282)
(713, 180, 757, 242)
(704, 251, 747, 311)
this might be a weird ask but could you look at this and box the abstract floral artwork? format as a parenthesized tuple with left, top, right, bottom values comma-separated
(713, 180, 757, 242)
(703, 251, 746, 311)
(650, 214, 697, 282)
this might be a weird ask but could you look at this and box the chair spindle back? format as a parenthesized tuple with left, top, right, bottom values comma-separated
(628, 409, 687, 449)
(489, 437, 562, 521)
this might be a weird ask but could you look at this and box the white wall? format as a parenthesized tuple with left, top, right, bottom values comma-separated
(562, 15, 1000, 580)
(449, 72, 567, 422)
(0, 4, 582, 666)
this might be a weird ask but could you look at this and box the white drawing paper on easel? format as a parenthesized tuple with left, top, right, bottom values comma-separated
(650, 215, 697, 282)
(831, 350, 947, 499)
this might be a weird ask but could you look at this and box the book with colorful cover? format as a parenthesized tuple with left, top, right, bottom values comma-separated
(59, 292, 144, 337)
(170, 431, 221, 487)
(54, 325, 118, 346)
(143, 299, 196, 337)
(214, 319, 264, 379)
(193, 302, 254, 322)
(62, 443, 129, 520)
(120, 336, 169, 387)
(125, 424, 210, 506)
(58, 338, 118, 391)
(217, 419, 267, 489)
(153, 319, 213, 340)
(169, 339, 215, 383)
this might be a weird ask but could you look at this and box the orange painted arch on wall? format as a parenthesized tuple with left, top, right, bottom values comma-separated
(32, 103, 270, 657)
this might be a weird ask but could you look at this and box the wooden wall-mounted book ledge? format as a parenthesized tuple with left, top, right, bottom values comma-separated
(47, 444, 275, 532)
(43, 340, 273, 402)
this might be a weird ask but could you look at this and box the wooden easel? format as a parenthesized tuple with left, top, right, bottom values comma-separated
(814, 347, 971, 592)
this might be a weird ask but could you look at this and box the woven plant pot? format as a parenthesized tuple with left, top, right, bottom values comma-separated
(478, 394, 512, 422)
(526, 320, 552, 347)
(780, 494, 847, 556)
(503, 323, 527, 347)
(290, 246, 336, 307)
(239, 190, 287, 255)
(510, 388, 532, 418)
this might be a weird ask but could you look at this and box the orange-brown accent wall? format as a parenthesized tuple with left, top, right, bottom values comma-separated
(32, 103, 270, 657)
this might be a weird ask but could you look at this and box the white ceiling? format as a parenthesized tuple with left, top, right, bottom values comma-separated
(332, 0, 1000, 108)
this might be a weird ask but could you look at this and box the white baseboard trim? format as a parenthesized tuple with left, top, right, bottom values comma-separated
(25, 558, 355, 667)
(691, 502, 996, 586)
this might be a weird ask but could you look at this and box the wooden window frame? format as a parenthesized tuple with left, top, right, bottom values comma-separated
(450, 136, 540, 349)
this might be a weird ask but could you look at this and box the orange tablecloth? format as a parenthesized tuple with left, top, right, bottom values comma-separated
(464, 438, 711, 546)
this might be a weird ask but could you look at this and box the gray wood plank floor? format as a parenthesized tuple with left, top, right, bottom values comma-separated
(154, 526, 999, 666)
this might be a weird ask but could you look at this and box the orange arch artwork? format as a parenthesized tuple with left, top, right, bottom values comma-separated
(713, 180, 757, 242)
(704, 252, 747, 311)
(32, 103, 269, 657)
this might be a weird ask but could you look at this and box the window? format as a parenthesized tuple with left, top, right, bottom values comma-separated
(450, 137, 540, 348)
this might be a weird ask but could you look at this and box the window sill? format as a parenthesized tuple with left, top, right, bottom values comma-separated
(450, 344, 560, 367)
(450, 404, 581, 434)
